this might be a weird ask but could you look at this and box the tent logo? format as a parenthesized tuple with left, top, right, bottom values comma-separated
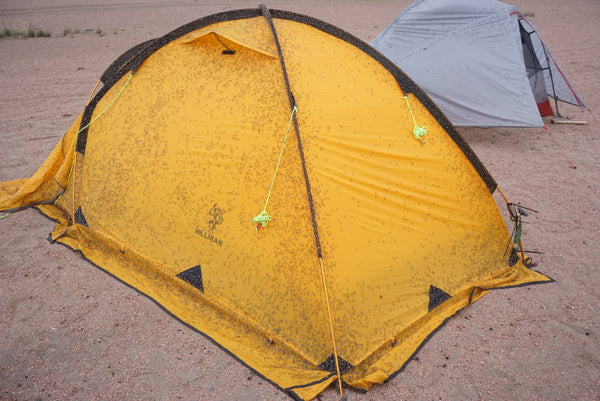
(207, 203, 224, 231)
(195, 203, 224, 246)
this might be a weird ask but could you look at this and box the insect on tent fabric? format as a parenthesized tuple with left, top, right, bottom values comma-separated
(370, 0, 587, 127)
(0, 5, 551, 400)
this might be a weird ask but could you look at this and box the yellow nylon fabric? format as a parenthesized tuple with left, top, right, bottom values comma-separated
(0, 13, 551, 401)
(0, 115, 80, 212)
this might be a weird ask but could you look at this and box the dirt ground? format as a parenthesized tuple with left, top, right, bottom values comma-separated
(1, 1, 599, 400)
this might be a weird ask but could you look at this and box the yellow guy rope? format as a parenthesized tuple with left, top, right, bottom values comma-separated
(1, 78, 108, 220)
(251, 103, 344, 394)
(54, 72, 133, 209)
(252, 105, 298, 230)
(2, 76, 130, 219)
(404, 95, 427, 143)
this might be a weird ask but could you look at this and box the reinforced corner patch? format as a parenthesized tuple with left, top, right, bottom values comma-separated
(318, 354, 354, 375)
(176, 265, 204, 292)
(74, 207, 89, 227)
(428, 285, 451, 311)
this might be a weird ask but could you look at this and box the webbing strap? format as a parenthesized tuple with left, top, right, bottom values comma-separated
(253, 105, 298, 229)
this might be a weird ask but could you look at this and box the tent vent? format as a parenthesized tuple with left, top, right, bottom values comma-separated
(74, 207, 89, 227)
(176, 265, 204, 292)
(318, 354, 354, 374)
(428, 285, 451, 311)
(221, 50, 236, 55)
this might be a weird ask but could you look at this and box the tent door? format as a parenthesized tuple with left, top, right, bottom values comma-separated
(519, 22, 554, 117)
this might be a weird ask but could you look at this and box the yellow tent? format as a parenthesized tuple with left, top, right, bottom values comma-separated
(0, 6, 551, 400)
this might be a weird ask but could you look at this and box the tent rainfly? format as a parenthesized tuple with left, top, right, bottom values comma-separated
(371, 0, 587, 127)
(0, 5, 552, 400)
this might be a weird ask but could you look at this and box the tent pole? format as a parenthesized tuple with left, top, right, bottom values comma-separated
(319, 257, 344, 397)
(259, 4, 344, 397)
(534, 29, 562, 117)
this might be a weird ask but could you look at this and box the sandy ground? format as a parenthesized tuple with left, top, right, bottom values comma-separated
(1, 1, 599, 400)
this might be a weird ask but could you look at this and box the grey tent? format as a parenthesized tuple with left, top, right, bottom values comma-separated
(371, 0, 587, 127)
